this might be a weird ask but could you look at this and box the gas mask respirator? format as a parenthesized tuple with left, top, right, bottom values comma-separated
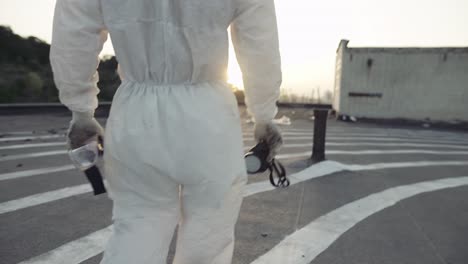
(68, 140, 107, 195)
(244, 141, 289, 188)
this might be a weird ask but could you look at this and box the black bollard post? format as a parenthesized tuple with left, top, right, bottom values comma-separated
(312, 109, 328, 162)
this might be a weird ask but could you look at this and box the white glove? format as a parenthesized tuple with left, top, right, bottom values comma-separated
(254, 122, 283, 161)
(67, 111, 104, 149)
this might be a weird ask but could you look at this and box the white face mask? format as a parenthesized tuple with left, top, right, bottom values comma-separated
(68, 141, 102, 171)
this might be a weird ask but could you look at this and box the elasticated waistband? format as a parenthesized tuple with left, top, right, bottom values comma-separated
(120, 79, 225, 88)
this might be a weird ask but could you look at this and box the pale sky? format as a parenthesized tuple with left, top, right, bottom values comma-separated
(1, 0, 467, 95)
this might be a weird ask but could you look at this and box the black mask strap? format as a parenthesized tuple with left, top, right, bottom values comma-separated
(84, 165, 107, 195)
(268, 159, 289, 188)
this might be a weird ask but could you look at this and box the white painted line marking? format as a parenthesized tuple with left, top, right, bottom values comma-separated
(283, 142, 468, 150)
(316, 126, 466, 137)
(345, 160, 468, 171)
(4, 135, 465, 164)
(250, 176, 468, 264)
(244, 128, 468, 140)
(329, 136, 468, 145)
(243, 160, 345, 196)
(0, 131, 463, 149)
(242, 132, 468, 142)
(0, 142, 65, 150)
(244, 132, 388, 137)
(16, 160, 468, 263)
(17, 161, 342, 264)
(2, 161, 340, 215)
(0, 134, 64, 142)
(0, 165, 74, 181)
(328, 149, 468, 155)
(3, 146, 467, 181)
(0, 150, 67, 162)
(242, 137, 315, 142)
(244, 136, 468, 145)
(245, 127, 465, 138)
(0, 139, 463, 164)
(276, 150, 468, 160)
(4, 160, 468, 215)
(330, 136, 468, 144)
(18, 226, 114, 264)
(0, 184, 90, 214)
(0, 131, 36, 136)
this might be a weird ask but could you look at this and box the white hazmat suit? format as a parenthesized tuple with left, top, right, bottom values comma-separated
(50, 0, 281, 263)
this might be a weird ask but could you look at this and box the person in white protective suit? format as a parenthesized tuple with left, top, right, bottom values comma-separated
(50, 0, 282, 263)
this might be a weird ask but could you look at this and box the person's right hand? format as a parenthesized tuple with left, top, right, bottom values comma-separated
(254, 122, 283, 162)
(67, 111, 104, 150)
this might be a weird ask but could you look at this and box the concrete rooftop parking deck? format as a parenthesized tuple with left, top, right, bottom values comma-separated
(1, 112, 468, 264)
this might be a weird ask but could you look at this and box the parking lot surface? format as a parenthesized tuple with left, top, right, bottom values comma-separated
(1, 112, 467, 264)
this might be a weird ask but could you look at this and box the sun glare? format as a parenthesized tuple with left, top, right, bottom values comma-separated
(227, 61, 243, 90)
(227, 32, 244, 90)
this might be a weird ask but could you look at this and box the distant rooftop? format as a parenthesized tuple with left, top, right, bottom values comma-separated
(338, 39, 468, 54)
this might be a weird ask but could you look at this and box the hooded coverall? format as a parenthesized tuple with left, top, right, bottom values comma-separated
(50, 0, 281, 263)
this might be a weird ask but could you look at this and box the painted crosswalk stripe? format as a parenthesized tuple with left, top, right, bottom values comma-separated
(345, 160, 468, 171)
(0, 131, 37, 135)
(276, 149, 468, 160)
(0, 134, 64, 142)
(242, 132, 468, 143)
(244, 136, 468, 145)
(4, 137, 465, 153)
(1, 137, 464, 154)
(243, 132, 392, 137)
(0, 150, 67, 162)
(246, 127, 462, 137)
(250, 176, 468, 264)
(0, 142, 65, 150)
(3, 145, 467, 166)
(243, 161, 345, 196)
(0, 129, 462, 144)
(243, 160, 468, 196)
(0, 165, 75, 181)
(0, 161, 340, 215)
(328, 149, 468, 155)
(17, 226, 114, 264)
(16, 163, 337, 264)
(3, 160, 468, 215)
(1, 132, 465, 149)
(285, 142, 468, 150)
(246, 127, 468, 140)
(0, 124, 462, 141)
(0, 184, 90, 214)
(3, 147, 467, 181)
(325, 136, 468, 145)
(16, 160, 468, 264)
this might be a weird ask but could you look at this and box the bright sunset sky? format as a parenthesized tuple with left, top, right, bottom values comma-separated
(1, 0, 467, 96)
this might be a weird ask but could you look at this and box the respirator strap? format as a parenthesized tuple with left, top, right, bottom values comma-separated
(84, 166, 107, 195)
(269, 159, 289, 188)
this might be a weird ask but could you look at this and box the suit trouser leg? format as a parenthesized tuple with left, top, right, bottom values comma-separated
(173, 174, 246, 264)
(100, 153, 181, 264)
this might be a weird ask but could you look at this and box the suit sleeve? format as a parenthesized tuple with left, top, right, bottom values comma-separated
(50, 0, 108, 113)
(231, 0, 282, 124)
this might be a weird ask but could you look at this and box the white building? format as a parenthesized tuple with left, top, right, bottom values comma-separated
(333, 40, 468, 122)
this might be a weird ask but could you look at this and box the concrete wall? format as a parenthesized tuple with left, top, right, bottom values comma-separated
(333, 40, 468, 122)
(333, 40, 345, 110)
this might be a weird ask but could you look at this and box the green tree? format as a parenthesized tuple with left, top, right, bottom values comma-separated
(0, 83, 17, 103)
(21, 72, 43, 98)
